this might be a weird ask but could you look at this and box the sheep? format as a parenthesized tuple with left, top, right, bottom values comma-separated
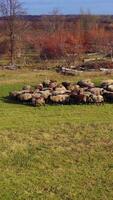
(32, 96, 45, 107)
(49, 81, 57, 89)
(35, 84, 43, 91)
(52, 85, 67, 95)
(67, 84, 80, 92)
(9, 79, 113, 106)
(43, 80, 51, 87)
(70, 91, 99, 104)
(9, 90, 29, 99)
(101, 80, 113, 89)
(50, 94, 70, 104)
(40, 90, 51, 100)
(32, 93, 42, 99)
(18, 93, 32, 102)
(89, 87, 104, 96)
(70, 91, 87, 104)
(83, 92, 93, 104)
(62, 82, 70, 89)
(96, 95, 104, 104)
(103, 91, 113, 103)
(88, 94, 104, 105)
(9, 91, 20, 99)
(107, 85, 113, 92)
(77, 79, 95, 88)
(22, 85, 32, 90)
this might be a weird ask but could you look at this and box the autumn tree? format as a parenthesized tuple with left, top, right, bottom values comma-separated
(0, 0, 26, 65)
(79, 10, 99, 53)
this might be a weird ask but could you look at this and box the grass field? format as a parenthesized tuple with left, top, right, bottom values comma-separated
(0, 70, 113, 200)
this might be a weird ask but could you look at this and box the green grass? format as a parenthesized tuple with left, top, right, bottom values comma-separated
(0, 70, 113, 200)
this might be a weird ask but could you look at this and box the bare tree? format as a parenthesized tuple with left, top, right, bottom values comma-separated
(41, 9, 65, 33)
(0, 0, 26, 65)
(79, 10, 99, 53)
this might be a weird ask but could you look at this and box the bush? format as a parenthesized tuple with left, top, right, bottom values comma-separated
(40, 45, 64, 59)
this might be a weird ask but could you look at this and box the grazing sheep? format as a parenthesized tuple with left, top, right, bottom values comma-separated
(32, 93, 42, 98)
(67, 84, 80, 92)
(53, 85, 67, 95)
(9, 79, 113, 106)
(70, 91, 86, 104)
(9, 90, 29, 99)
(70, 91, 100, 104)
(33, 89, 40, 93)
(103, 91, 113, 103)
(89, 87, 104, 96)
(22, 85, 32, 90)
(77, 79, 94, 88)
(49, 81, 57, 89)
(50, 94, 70, 104)
(40, 90, 51, 100)
(32, 96, 45, 106)
(107, 85, 113, 92)
(101, 80, 113, 89)
(89, 94, 104, 104)
(18, 93, 32, 101)
(62, 82, 70, 89)
(9, 91, 20, 99)
(43, 80, 51, 87)
(83, 92, 93, 104)
(35, 84, 43, 90)
(22, 89, 33, 94)
(97, 95, 104, 104)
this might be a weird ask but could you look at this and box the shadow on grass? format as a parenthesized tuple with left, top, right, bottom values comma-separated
(1, 96, 73, 108)
(1, 96, 112, 108)
(0, 96, 33, 107)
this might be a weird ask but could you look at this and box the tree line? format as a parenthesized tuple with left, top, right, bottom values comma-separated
(0, 0, 113, 66)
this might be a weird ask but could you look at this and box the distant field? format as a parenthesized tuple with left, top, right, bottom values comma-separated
(0, 70, 113, 200)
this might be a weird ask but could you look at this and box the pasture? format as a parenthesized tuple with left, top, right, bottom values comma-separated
(0, 70, 113, 200)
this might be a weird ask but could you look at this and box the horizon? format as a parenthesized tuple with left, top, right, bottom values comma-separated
(23, 0, 113, 15)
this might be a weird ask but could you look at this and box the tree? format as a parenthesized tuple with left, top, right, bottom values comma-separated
(79, 10, 99, 53)
(41, 9, 65, 34)
(0, 0, 26, 65)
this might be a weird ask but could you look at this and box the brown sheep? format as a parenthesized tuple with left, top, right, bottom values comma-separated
(70, 90, 93, 104)
(103, 91, 113, 103)
(70, 91, 86, 104)
(62, 82, 70, 89)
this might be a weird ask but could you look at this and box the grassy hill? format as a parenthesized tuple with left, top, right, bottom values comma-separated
(0, 70, 113, 199)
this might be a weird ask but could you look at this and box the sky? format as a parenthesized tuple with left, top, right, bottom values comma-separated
(23, 0, 113, 15)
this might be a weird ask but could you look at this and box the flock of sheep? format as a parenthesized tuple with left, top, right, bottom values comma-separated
(9, 79, 113, 106)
